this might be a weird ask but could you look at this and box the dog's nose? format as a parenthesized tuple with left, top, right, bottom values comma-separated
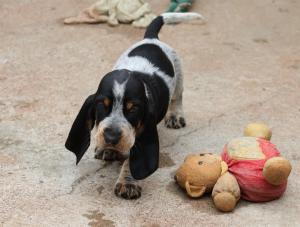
(103, 127, 122, 145)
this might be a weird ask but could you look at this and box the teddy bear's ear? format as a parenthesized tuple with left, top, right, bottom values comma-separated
(185, 181, 206, 198)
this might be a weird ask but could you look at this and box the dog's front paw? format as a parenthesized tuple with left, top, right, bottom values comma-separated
(114, 182, 142, 200)
(165, 114, 186, 129)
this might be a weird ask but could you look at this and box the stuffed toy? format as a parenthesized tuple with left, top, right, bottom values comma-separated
(167, 0, 194, 13)
(222, 123, 292, 202)
(175, 153, 241, 212)
(174, 123, 292, 212)
(64, 0, 156, 28)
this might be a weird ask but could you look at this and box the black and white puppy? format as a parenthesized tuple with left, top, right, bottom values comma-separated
(65, 13, 202, 199)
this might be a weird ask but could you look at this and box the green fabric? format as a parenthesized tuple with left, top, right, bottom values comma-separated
(166, 0, 193, 13)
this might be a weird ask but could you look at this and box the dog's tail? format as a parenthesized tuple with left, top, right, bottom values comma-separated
(144, 12, 203, 39)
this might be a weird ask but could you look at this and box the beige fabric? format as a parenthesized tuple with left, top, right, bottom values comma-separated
(64, 0, 156, 28)
(227, 137, 266, 160)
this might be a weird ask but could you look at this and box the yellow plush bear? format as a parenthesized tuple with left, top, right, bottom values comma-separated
(174, 153, 240, 212)
(175, 123, 292, 212)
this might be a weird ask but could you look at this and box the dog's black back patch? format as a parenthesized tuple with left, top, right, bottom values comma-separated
(128, 44, 174, 77)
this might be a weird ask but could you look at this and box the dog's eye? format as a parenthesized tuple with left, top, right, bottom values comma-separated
(97, 98, 111, 108)
(125, 101, 136, 112)
(103, 98, 111, 108)
(126, 101, 133, 110)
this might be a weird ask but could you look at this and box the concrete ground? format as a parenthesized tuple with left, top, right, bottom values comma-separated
(1, 0, 300, 226)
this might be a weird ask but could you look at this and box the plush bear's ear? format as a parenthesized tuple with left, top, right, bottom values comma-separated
(65, 95, 95, 164)
(185, 181, 206, 198)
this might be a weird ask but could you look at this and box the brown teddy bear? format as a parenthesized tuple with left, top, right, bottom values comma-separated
(174, 123, 292, 212)
(174, 153, 241, 212)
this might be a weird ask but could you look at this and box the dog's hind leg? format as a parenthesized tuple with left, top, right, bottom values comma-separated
(164, 55, 186, 129)
(114, 159, 142, 199)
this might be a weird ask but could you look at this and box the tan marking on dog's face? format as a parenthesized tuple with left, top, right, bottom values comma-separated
(117, 124, 136, 153)
(125, 101, 134, 111)
(103, 98, 111, 108)
(134, 121, 144, 136)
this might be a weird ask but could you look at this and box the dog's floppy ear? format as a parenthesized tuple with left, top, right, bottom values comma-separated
(129, 87, 159, 180)
(65, 94, 95, 164)
(129, 121, 159, 180)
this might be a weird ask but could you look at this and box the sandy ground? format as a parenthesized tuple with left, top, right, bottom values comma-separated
(1, 0, 300, 226)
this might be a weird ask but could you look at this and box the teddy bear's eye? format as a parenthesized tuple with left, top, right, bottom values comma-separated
(198, 161, 203, 165)
(199, 154, 205, 156)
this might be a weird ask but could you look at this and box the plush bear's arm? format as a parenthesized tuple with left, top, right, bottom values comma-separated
(263, 157, 292, 185)
(212, 172, 240, 212)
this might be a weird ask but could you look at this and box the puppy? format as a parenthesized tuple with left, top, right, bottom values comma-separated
(65, 13, 202, 199)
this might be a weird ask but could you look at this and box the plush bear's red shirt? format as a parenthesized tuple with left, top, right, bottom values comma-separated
(222, 138, 287, 202)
